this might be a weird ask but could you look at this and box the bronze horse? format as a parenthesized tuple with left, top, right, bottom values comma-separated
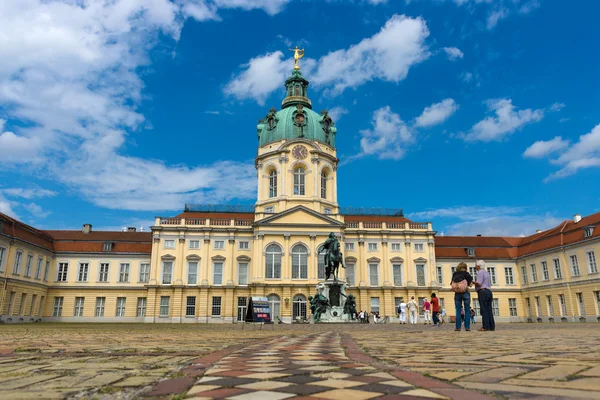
(325, 240, 345, 281)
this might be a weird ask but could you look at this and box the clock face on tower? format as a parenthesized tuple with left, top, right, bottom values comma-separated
(292, 145, 308, 160)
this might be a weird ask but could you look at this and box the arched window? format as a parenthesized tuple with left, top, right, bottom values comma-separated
(317, 244, 326, 280)
(293, 167, 305, 195)
(269, 170, 277, 198)
(293, 294, 307, 321)
(268, 294, 281, 322)
(291, 244, 308, 279)
(321, 170, 327, 199)
(265, 244, 282, 279)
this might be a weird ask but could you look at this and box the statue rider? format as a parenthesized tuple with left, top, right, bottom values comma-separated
(320, 233, 338, 271)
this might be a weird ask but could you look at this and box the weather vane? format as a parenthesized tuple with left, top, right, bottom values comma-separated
(289, 45, 305, 70)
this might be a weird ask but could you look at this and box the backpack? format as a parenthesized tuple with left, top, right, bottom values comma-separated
(451, 279, 468, 293)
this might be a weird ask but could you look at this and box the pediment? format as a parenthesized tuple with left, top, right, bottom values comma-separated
(256, 205, 344, 227)
(390, 257, 404, 263)
(414, 257, 428, 263)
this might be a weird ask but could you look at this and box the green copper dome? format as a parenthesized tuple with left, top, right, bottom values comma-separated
(257, 69, 337, 148)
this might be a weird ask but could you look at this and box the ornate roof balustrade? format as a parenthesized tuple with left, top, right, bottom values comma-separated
(157, 217, 254, 228)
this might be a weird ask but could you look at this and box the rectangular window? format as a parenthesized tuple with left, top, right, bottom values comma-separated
(78, 263, 89, 282)
(509, 298, 518, 317)
(139, 263, 150, 282)
(0, 246, 6, 273)
(559, 294, 567, 316)
(570, 255, 580, 276)
(44, 261, 50, 281)
(391, 243, 402, 252)
(436, 265, 443, 284)
(553, 258, 562, 279)
(7, 292, 15, 315)
(345, 263, 355, 286)
(541, 261, 550, 281)
(213, 262, 223, 285)
(52, 297, 63, 317)
(264, 206, 275, 214)
(504, 267, 514, 285)
(212, 296, 222, 316)
(534, 296, 541, 316)
(467, 248, 475, 257)
(164, 239, 175, 249)
(393, 264, 403, 286)
(369, 263, 379, 286)
(189, 239, 200, 249)
(186, 296, 196, 317)
(214, 240, 225, 250)
(318, 252, 325, 280)
(99, 263, 110, 282)
(74, 297, 85, 317)
(239, 241, 250, 250)
(587, 251, 598, 274)
(584, 227, 593, 237)
(119, 263, 130, 282)
(38, 296, 44, 316)
(24, 254, 33, 277)
(162, 261, 173, 284)
(531, 263, 538, 282)
(345, 242, 355, 251)
(525, 298, 531, 317)
(103, 242, 113, 251)
(547, 295, 554, 316)
(576, 292, 585, 315)
(368, 242, 378, 251)
(95, 297, 106, 317)
(13, 251, 23, 274)
(116, 297, 126, 317)
(237, 297, 247, 322)
(486, 267, 497, 285)
(18, 293, 26, 315)
(594, 291, 600, 315)
(136, 297, 147, 317)
(370, 297, 380, 313)
(57, 262, 68, 282)
(238, 262, 248, 285)
(268, 249, 283, 279)
(492, 298, 500, 317)
(30, 294, 37, 316)
(469, 266, 477, 278)
(324, 207, 332, 215)
(159, 296, 170, 317)
(35, 257, 43, 279)
(187, 261, 198, 285)
(521, 265, 528, 284)
(416, 264, 425, 286)
(414, 243, 424, 252)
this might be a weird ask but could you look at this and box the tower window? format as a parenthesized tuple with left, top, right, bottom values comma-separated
(321, 171, 327, 199)
(293, 167, 305, 195)
(269, 170, 277, 198)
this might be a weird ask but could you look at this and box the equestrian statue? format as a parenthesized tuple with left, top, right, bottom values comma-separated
(319, 233, 345, 281)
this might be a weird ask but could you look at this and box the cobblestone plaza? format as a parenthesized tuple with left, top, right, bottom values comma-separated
(1, 323, 599, 399)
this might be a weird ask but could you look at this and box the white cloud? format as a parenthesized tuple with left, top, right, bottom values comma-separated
(409, 205, 563, 237)
(358, 106, 413, 160)
(327, 106, 349, 123)
(460, 72, 473, 83)
(22, 203, 51, 219)
(523, 136, 569, 159)
(462, 99, 545, 142)
(414, 98, 458, 128)
(443, 47, 464, 61)
(519, 0, 541, 15)
(1, 188, 58, 200)
(550, 102, 565, 112)
(367, 0, 388, 4)
(544, 123, 600, 181)
(0, 194, 18, 219)
(225, 14, 431, 102)
(487, 8, 509, 29)
(0, 0, 285, 212)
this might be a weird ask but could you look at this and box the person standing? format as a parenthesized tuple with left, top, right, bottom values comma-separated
(423, 298, 431, 325)
(407, 296, 418, 324)
(474, 260, 495, 331)
(431, 293, 440, 326)
(451, 262, 474, 332)
(398, 299, 407, 324)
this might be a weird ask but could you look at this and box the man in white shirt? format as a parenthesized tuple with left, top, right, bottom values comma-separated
(398, 300, 407, 324)
(407, 296, 418, 324)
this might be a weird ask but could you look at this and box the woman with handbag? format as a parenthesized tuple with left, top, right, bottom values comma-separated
(451, 262, 474, 332)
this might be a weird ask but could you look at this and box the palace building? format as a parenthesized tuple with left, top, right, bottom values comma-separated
(1, 64, 600, 324)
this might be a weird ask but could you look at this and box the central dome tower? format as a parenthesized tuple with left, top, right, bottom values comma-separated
(254, 52, 340, 218)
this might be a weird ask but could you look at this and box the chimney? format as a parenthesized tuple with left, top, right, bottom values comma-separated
(536, 229, 542, 234)
(127, 227, 136, 232)
(477, 234, 482, 237)
(82, 224, 92, 234)
(140, 226, 144, 232)
(574, 214, 582, 223)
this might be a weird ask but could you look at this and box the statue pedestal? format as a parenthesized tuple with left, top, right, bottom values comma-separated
(315, 280, 356, 323)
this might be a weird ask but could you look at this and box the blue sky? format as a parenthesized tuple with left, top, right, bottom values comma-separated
(0, 0, 599, 236)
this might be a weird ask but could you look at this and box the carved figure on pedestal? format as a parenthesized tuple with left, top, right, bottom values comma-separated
(344, 294, 357, 320)
(320, 233, 345, 281)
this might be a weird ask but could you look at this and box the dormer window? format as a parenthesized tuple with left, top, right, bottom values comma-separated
(584, 226, 594, 238)
(467, 248, 475, 257)
(103, 242, 113, 252)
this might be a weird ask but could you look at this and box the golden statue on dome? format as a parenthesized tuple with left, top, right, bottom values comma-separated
(289, 45, 305, 70)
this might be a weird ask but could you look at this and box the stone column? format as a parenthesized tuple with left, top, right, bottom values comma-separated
(358, 238, 366, 286)
(405, 239, 413, 285)
(333, 164, 338, 204)
(175, 236, 185, 285)
(283, 234, 291, 281)
(201, 238, 210, 286)
(279, 155, 288, 196)
(309, 234, 317, 281)
(226, 237, 235, 286)
(149, 234, 160, 285)
(382, 239, 391, 286)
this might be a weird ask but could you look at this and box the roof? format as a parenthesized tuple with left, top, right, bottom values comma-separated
(174, 212, 254, 220)
(0, 212, 54, 251)
(44, 230, 151, 242)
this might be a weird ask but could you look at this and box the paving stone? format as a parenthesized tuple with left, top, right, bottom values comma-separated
(519, 365, 588, 380)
